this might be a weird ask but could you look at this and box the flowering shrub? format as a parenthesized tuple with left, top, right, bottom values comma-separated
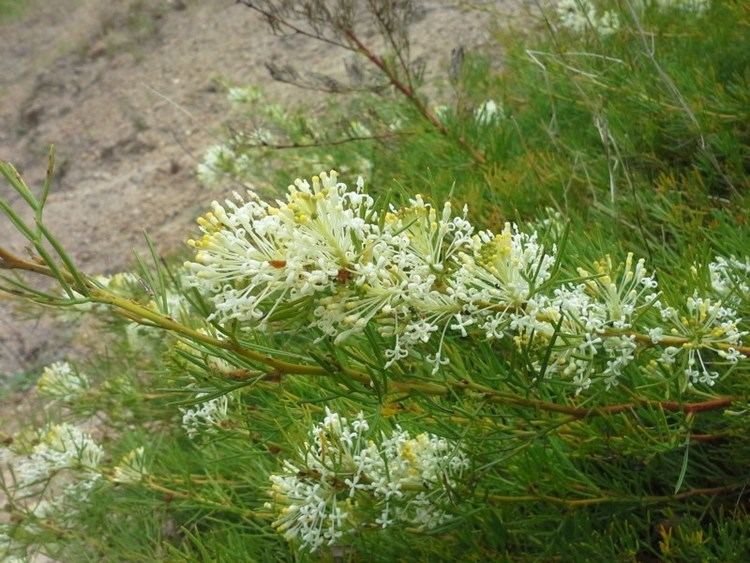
(1, 160, 748, 557)
(1, 0, 750, 560)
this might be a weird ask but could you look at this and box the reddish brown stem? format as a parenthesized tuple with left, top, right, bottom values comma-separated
(342, 29, 487, 166)
(0, 246, 54, 278)
(456, 379, 739, 418)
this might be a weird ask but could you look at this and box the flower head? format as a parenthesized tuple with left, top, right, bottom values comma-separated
(266, 409, 468, 552)
(112, 447, 148, 484)
(657, 295, 746, 387)
(180, 392, 233, 439)
(36, 361, 89, 401)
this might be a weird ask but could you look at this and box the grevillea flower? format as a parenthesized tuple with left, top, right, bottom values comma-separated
(36, 361, 89, 401)
(265, 409, 468, 552)
(185, 171, 748, 391)
(12, 423, 104, 486)
(657, 295, 747, 387)
(180, 392, 233, 439)
(111, 447, 148, 484)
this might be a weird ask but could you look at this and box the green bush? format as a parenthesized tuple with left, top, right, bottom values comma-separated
(2, 1, 749, 560)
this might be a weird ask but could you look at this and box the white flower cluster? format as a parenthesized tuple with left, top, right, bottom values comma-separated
(554, 0, 711, 36)
(656, 296, 747, 386)
(111, 447, 148, 484)
(2, 423, 104, 525)
(185, 171, 748, 390)
(197, 143, 254, 186)
(9, 423, 103, 488)
(36, 361, 89, 401)
(265, 409, 468, 552)
(186, 171, 556, 373)
(0, 423, 108, 559)
(180, 392, 232, 439)
(708, 255, 750, 302)
(555, 0, 620, 36)
(511, 253, 658, 391)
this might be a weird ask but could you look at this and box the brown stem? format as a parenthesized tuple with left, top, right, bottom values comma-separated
(0, 246, 55, 278)
(239, 3, 486, 165)
(342, 29, 486, 166)
(454, 379, 738, 418)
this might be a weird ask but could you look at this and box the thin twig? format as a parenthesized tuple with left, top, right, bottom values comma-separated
(486, 482, 747, 508)
(342, 28, 487, 166)
(239, 2, 487, 165)
(251, 132, 404, 150)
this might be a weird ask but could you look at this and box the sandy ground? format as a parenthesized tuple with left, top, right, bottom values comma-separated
(0, 0, 517, 379)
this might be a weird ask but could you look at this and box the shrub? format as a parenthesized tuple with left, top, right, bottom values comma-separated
(2, 1, 749, 560)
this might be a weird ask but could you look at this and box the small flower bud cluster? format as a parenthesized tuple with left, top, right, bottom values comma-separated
(111, 447, 148, 484)
(265, 409, 468, 552)
(1, 423, 104, 526)
(555, 0, 620, 36)
(185, 171, 748, 392)
(180, 392, 232, 439)
(36, 361, 89, 401)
